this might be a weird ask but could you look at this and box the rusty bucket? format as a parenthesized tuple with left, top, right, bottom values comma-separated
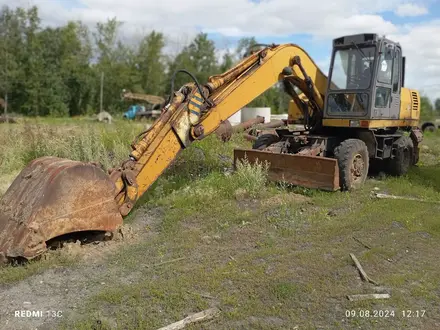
(0, 157, 123, 262)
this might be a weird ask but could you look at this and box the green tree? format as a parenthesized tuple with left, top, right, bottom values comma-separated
(236, 37, 258, 59)
(20, 6, 45, 116)
(93, 18, 135, 113)
(420, 95, 434, 120)
(94, 18, 123, 64)
(0, 5, 291, 117)
(59, 21, 94, 116)
(0, 6, 95, 116)
(0, 6, 44, 116)
(434, 98, 440, 116)
(0, 6, 23, 113)
(37, 27, 69, 116)
(219, 50, 234, 72)
(34, 22, 94, 117)
(167, 33, 219, 92)
(0, 6, 63, 116)
(134, 31, 166, 96)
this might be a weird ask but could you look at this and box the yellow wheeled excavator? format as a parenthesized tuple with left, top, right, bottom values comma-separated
(0, 33, 422, 262)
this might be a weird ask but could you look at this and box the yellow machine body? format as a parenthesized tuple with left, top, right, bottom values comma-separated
(0, 33, 422, 261)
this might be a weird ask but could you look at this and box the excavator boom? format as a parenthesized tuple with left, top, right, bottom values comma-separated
(0, 43, 336, 261)
(112, 43, 334, 213)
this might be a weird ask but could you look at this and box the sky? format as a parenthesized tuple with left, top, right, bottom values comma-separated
(3, 0, 440, 101)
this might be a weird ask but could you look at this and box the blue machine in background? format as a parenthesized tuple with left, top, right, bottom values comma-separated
(123, 105, 146, 120)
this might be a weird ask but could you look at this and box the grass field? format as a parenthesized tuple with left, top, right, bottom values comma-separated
(0, 118, 440, 330)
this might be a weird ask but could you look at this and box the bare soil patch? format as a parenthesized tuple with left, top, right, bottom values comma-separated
(0, 207, 159, 330)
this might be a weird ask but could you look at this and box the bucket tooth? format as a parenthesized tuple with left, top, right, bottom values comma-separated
(0, 157, 123, 261)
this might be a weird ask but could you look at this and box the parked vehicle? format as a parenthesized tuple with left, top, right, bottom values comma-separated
(122, 91, 164, 120)
(421, 119, 440, 132)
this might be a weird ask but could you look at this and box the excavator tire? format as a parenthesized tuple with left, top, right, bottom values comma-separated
(387, 136, 414, 176)
(252, 133, 280, 150)
(334, 139, 369, 191)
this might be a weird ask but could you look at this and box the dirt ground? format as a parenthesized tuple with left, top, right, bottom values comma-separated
(1, 134, 440, 330)
(1, 184, 440, 330)
(0, 209, 158, 330)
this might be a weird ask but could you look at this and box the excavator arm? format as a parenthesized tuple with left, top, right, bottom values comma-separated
(0, 43, 330, 262)
(110, 43, 329, 216)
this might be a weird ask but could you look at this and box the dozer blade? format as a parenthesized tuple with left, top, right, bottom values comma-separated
(0, 157, 123, 262)
(234, 149, 340, 191)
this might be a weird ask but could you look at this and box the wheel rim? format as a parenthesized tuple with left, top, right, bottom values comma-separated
(351, 153, 365, 183)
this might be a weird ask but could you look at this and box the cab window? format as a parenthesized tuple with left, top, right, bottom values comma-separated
(377, 43, 393, 85)
(375, 87, 391, 108)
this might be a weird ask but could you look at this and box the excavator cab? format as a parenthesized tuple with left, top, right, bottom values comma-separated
(288, 34, 414, 127)
(237, 33, 420, 192)
(323, 33, 413, 124)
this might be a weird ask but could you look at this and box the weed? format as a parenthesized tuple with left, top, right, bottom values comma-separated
(229, 156, 269, 198)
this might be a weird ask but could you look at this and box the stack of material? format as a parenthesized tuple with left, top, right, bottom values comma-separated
(96, 111, 113, 124)
(216, 116, 287, 142)
(0, 115, 17, 124)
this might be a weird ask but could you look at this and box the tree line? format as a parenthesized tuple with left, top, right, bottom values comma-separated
(0, 5, 438, 119)
(420, 97, 440, 121)
(0, 5, 290, 117)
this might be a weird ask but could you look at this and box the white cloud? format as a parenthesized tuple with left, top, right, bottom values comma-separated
(1, 0, 439, 100)
(316, 56, 331, 74)
(388, 20, 440, 100)
(395, 3, 428, 17)
(0, 0, 404, 38)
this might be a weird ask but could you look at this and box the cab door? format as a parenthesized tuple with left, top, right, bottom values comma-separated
(389, 46, 402, 119)
(372, 42, 394, 119)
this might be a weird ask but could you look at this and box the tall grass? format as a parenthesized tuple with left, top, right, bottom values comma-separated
(0, 121, 139, 175)
(232, 157, 269, 198)
(0, 119, 260, 201)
